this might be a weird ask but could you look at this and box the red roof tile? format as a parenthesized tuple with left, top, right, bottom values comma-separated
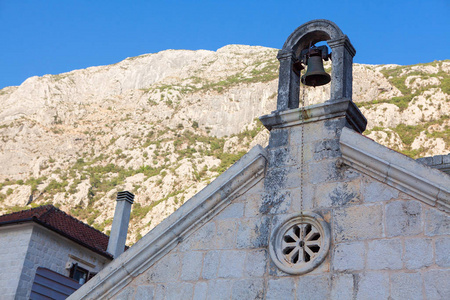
(0, 205, 112, 258)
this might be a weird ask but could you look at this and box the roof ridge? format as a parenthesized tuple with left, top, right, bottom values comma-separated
(38, 205, 56, 219)
(50, 206, 110, 238)
(0, 204, 51, 219)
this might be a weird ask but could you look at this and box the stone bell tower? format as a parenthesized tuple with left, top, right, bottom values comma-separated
(275, 19, 358, 110)
(261, 19, 366, 130)
(260, 19, 367, 275)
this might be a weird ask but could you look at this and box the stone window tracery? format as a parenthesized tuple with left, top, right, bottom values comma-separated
(269, 212, 330, 274)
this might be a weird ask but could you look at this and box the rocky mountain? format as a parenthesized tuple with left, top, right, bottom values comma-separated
(0, 45, 448, 243)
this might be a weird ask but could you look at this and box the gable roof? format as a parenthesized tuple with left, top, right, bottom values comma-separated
(0, 205, 113, 259)
(68, 145, 268, 299)
(340, 127, 450, 213)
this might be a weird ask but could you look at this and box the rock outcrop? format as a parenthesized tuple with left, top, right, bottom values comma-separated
(0, 45, 448, 243)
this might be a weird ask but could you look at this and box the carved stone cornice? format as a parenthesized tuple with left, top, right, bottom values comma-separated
(260, 98, 367, 133)
(339, 127, 450, 212)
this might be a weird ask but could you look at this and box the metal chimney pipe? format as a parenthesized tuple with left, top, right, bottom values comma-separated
(107, 191, 134, 258)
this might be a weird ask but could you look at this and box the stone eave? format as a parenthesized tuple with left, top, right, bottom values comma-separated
(259, 98, 367, 133)
(339, 127, 450, 213)
(68, 145, 268, 300)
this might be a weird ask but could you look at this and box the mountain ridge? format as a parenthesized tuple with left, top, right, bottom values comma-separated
(0, 45, 448, 243)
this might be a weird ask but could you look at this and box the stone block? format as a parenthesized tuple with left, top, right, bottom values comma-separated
(207, 279, 232, 300)
(268, 129, 288, 148)
(244, 193, 264, 218)
(386, 200, 422, 237)
(313, 139, 341, 161)
(332, 241, 365, 272)
(236, 217, 270, 249)
(356, 272, 389, 300)
(296, 142, 315, 165)
(425, 208, 450, 236)
(289, 186, 314, 212)
(231, 278, 265, 300)
(114, 286, 135, 300)
(326, 118, 345, 135)
(444, 154, 450, 164)
(404, 238, 433, 269)
(315, 180, 360, 208)
(217, 250, 246, 278)
(144, 253, 181, 283)
(362, 180, 398, 203)
(390, 272, 423, 300)
(260, 190, 291, 214)
(333, 204, 383, 242)
(331, 273, 354, 299)
(308, 159, 342, 184)
(296, 274, 330, 300)
(215, 203, 244, 220)
(268, 258, 291, 277)
(135, 285, 154, 300)
(266, 278, 295, 300)
(424, 269, 450, 299)
(181, 222, 216, 251)
(417, 156, 433, 165)
(181, 251, 203, 281)
(193, 282, 207, 300)
(291, 119, 343, 146)
(435, 237, 450, 267)
(268, 147, 298, 167)
(244, 249, 267, 277)
(284, 166, 303, 190)
(202, 250, 220, 280)
(215, 220, 237, 249)
(433, 155, 443, 165)
(165, 282, 194, 300)
(342, 165, 362, 181)
(367, 239, 402, 270)
(264, 168, 287, 191)
(289, 124, 307, 146)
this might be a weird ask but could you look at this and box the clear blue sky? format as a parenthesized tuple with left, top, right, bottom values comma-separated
(1, 0, 448, 89)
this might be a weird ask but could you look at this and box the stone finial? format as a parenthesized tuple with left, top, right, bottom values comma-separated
(276, 19, 356, 111)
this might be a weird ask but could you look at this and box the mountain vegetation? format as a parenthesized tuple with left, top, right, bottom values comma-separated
(0, 45, 448, 243)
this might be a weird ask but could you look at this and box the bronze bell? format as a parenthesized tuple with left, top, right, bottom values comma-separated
(301, 51, 331, 87)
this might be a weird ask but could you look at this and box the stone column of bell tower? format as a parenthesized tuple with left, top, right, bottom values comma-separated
(328, 36, 356, 100)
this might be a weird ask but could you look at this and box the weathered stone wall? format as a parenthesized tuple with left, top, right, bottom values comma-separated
(1, 224, 111, 299)
(109, 116, 449, 300)
(0, 224, 33, 300)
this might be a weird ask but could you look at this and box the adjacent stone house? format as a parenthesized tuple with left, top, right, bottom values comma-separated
(0, 205, 113, 299)
(70, 20, 449, 299)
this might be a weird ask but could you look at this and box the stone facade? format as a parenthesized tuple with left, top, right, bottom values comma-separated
(70, 19, 449, 300)
(103, 115, 449, 300)
(0, 223, 110, 299)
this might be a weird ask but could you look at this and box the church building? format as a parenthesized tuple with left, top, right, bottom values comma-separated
(69, 19, 450, 300)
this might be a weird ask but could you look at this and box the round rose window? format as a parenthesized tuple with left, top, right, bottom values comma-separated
(269, 212, 330, 274)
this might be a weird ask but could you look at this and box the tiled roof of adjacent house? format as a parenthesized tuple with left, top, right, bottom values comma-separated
(0, 205, 112, 259)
